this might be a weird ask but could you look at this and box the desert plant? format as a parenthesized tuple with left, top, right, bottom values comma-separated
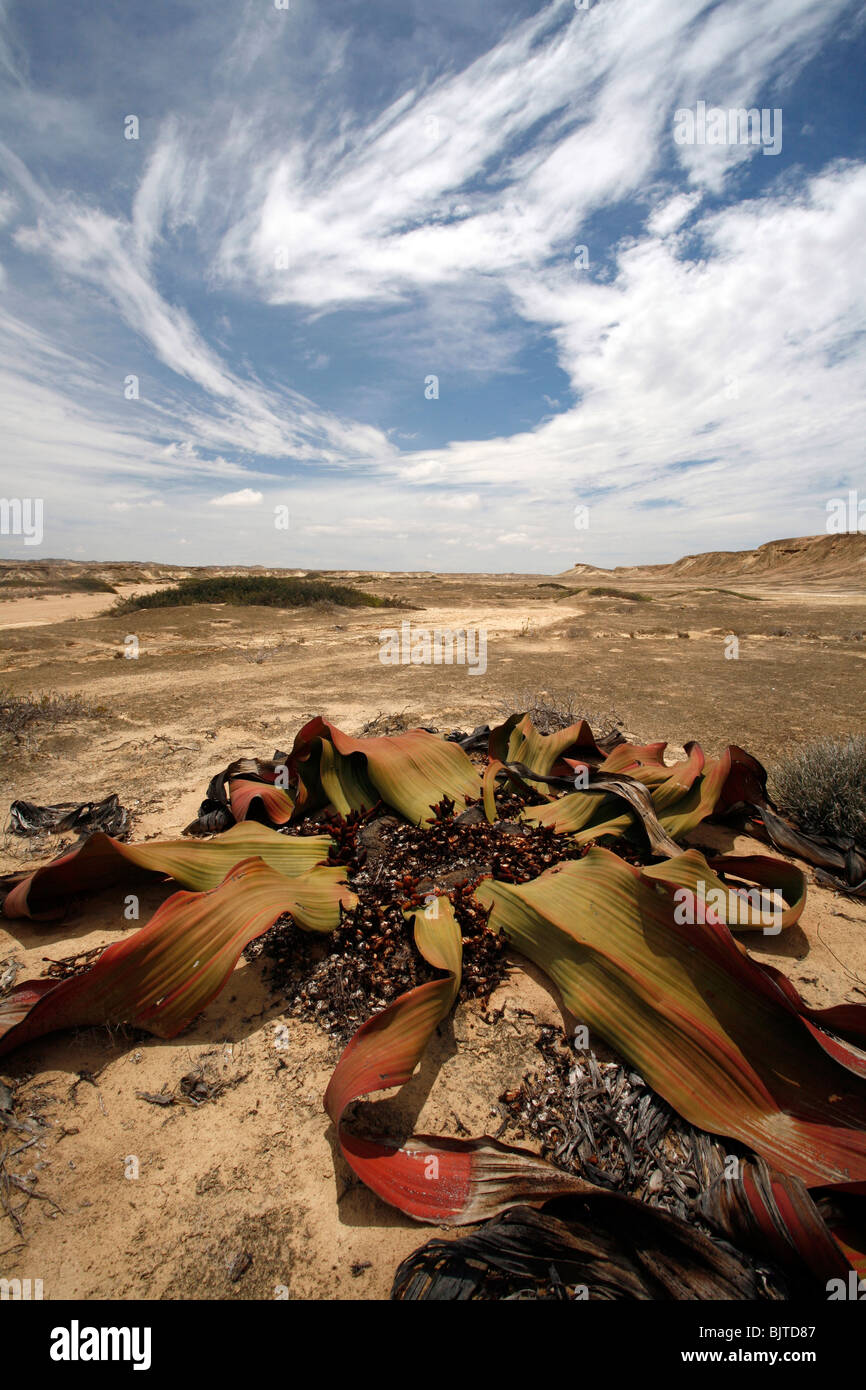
(0, 576, 116, 596)
(494, 689, 621, 740)
(358, 709, 421, 736)
(770, 735, 866, 845)
(110, 575, 399, 614)
(4, 710, 866, 1271)
(0, 689, 104, 736)
(586, 586, 651, 602)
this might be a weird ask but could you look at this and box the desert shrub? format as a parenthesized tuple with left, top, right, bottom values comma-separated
(67, 577, 117, 593)
(586, 587, 651, 602)
(0, 576, 116, 594)
(770, 735, 866, 845)
(111, 575, 399, 613)
(0, 689, 105, 735)
(358, 710, 423, 737)
(693, 587, 761, 601)
(495, 689, 621, 740)
(542, 584, 652, 601)
(59, 577, 117, 593)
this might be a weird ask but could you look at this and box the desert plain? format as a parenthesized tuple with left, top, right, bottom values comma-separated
(0, 530, 864, 1299)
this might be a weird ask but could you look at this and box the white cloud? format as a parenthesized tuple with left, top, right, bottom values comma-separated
(439, 493, 481, 511)
(209, 488, 264, 507)
(109, 499, 166, 512)
(0, 188, 17, 227)
(13, 201, 396, 469)
(206, 0, 851, 311)
(647, 192, 702, 237)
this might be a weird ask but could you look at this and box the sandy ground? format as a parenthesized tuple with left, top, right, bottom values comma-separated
(1, 565, 865, 1299)
(0, 583, 164, 630)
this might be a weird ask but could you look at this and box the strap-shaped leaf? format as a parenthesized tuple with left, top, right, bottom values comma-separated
(641, 849, 806, 931)
(475, 848, 866, 1187)
(699, 1156, 856, 1285)
(488, 714, 605, 775)
(290, 717, 481, 824)
(2, 822, 334, 920)
(0, 858, 355, 1053)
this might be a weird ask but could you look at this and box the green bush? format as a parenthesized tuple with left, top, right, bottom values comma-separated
(111, 576, 399, 613)
(0, 576, 116, 594)
(770, 735, 866, 845)
(586, 586, 651, 602)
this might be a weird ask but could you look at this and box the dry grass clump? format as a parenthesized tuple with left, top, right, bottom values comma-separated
(770, 735, 866, 846)
(0, 688, 105, 736)
(358, 709, 425, 737)
(495, 689, 621, 740)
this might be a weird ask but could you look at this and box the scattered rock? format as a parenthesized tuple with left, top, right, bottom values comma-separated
(228, 1250, 252, 1283)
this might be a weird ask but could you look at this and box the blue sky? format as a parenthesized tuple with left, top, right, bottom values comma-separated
(0, 0, 864, 571)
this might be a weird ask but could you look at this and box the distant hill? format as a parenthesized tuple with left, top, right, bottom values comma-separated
(2, 532, 863, 588)
(559, 533, 866, 585)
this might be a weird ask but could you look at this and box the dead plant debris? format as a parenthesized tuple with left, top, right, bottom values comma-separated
(500, 1027, 730, 1224)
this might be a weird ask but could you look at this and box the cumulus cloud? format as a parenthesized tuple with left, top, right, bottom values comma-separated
(647, 192, 703, 237)
(109, 499, 166, 511)
(439, 493, 481, 511)
(209, 488, 264, 507)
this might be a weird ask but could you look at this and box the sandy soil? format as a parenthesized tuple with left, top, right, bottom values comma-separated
(0, 584, 163, 631)
(0, 561, 864, 1299)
